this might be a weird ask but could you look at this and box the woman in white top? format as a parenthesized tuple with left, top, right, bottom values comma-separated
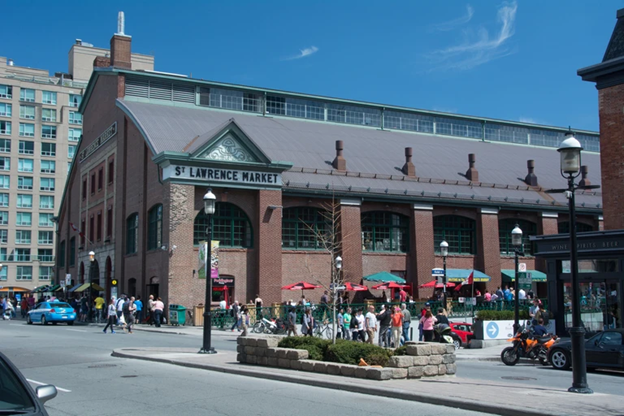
(103, 298, 117, 333)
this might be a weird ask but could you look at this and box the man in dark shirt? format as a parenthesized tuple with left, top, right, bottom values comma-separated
(435, 308, 449, 325)
(287, 307, 298, 336)
(532, 319, 548, 336)
(376, 305, 391, 347)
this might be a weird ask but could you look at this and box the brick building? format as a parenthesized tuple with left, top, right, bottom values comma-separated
(55, 29, 603, 310)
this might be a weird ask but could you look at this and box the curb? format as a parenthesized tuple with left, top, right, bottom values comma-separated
(111, 348, 562, 416)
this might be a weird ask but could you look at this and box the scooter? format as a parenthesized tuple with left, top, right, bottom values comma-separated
(433, 324, 461, 349)
(501, 324, 558, 366)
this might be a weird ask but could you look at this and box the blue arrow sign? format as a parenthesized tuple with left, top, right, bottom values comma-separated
(486, 322, 500, 339)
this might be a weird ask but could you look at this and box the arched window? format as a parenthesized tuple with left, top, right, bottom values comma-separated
(499, 219, 537, 255)
(361, 212, 408, 252)
(282, 207, 329, 250)
(558, 221, 593, 234)
(147, 204, 163, 250)
(434, 215, 475, 255)
(193, 203, 252, 248)
(126, 213, 138, 254)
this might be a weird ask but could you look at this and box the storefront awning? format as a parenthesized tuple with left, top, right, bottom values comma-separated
(0, 287, 30, 293)
(68, 283, 83, 292)
(363, 271, 407, 284)
(91, 283, 105, 291)
(47, 284, 61, 292)
(446, 269, 491, 282)
(501, 269, 547, 282)
(73, 283, 90, 292)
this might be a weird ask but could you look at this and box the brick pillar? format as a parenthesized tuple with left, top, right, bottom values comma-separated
(339, 199, 363, 284)
(257, 190, 283, 304)
(598, 216, 604, 231)
(411, 204, 434, 297)
(476, 208, 500, 292)
(536, 212, 559, 273)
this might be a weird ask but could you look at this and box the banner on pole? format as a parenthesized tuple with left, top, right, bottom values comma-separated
(198, 240, 220, 279)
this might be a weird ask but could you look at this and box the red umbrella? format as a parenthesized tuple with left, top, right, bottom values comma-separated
(281, 281, 322, 297)
(372, 282, 408, 290)
(418, 280, 456, 289)
(342, 282, 368, 291)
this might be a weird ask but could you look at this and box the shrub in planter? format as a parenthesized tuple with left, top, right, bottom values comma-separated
(324, 340, 393, 366)
(394, 346, 407, 356)
(277, 336, 330, 361)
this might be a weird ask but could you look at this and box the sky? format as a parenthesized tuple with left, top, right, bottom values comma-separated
(3, 0, 623, 132)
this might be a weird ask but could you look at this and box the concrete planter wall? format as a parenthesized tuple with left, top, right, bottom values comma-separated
(236, 336, 456, 380)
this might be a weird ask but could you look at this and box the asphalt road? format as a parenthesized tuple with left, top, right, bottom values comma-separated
(2, 320, 485, 416)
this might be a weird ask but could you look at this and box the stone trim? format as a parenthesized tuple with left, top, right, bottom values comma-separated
(540, 212, 559, 218)
(340, 198, 361, 206)
(479, 208, 498, 215)
(236, 336, 455, 380)
(413, 204, 433, 211)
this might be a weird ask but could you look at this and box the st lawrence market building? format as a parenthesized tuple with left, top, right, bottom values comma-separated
(55, 32, 603, 311)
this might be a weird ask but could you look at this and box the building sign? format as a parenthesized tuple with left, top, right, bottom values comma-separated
(213, 277, 234, 287)
(79, 122, 117, 163)
(163, 165, 282, 186)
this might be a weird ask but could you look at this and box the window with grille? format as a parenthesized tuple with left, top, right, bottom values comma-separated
(126, 213, 138, 254)
(41, 142, 56, 156)
(19, 105, 35, 120)
(39, 231, 54, 245)
(499, 219, 537, 255)
(68, 128, 81, 142)
(19, 140, 34, 154)
(433, 215, 476, 255)
(0, 193, 7, 207)
(39, 195, 54, 209)
(42, 91, 57, 105)
(41, 108, 57, 122)
(16, 248, 30, 262)
(17, 194, 33, 208)
(16, 230, 31, 244)
(147, 204, 163, 250)
(20, 88, 35, 102)
(193, 203, 252, 248)
(16, 212, 32, 226)
(361, 211, 409, 252)
(69, 111, 82, 124)
(0, 103, 11, 117)
(17, 265, 33, 280)
(0, 175, 8, 189)
(0, 139, 10, 152)
(19, 124, 35, 138)
(0, 85, 12, 99)
(19, 158, 33, 172)
(40, 160, 55, 173)
(557, 221, 594, 234)
(39, 266, 53, 280)
(0, 121, 11, 135)
(0, 157, 9, 171)
(18, 176, 33, 190)
(41, 125, 57, 139)
(0, 211, 7, 225)
(0, 230, 7, 244)
(282, 207, 330, 250)
(40, 178, 55, 191)
(39, 249, 54, 262)
(39, 213, 53, 227)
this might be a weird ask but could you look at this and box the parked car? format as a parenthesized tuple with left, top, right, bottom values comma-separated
(548, 329, 624, 371)
(27, 302, 76, 325)
(449, 322, 474, 348)
(0, 351, 57, 415)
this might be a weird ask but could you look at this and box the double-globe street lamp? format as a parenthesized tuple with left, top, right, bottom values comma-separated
(199, 188, 217, 354)
(440, 240, 448, 308)
(511, 225, 523, 334)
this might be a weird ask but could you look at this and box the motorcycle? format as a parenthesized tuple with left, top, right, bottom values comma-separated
(501, 325, 558, 366)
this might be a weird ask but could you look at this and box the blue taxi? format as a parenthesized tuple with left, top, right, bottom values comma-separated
(27, 302, 76, 326)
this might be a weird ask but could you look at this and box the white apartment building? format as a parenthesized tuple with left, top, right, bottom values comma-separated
(0, 40, 153, 294)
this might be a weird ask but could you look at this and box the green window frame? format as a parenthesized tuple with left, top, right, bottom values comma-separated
(361, 211, 409, 253)
(434, 215, 476, 255)
(193, 203, 252, 248)
(282, 207, 330, 250)
(147, 204, 163, 250)
(59, 240, 66, 268)
(499, 219, 537, 255)
(558, 221, 593, 234)
(126, 213, 138, 254)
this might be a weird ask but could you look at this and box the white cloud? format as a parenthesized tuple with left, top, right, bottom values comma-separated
(429, 5, 474, 32)
(283, 46, 319, 61)
(426, 1, 518, 71)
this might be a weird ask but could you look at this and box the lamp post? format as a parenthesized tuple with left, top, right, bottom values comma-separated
(88, 251, 95, 322)
(440, 241, 448, 309)
(333, 255, 342, 344)
(199, 188, 217, 354)
(557, 130, 592, 394)
(511, 225, 523, 334)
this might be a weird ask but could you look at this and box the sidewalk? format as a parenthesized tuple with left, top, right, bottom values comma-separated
(111, 343, 622, 416)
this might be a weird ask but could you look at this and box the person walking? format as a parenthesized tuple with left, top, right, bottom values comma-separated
(123, 296, 136, 333)
(336, 308, 344, 339)
(103, 298, 117, 333)
(342, 307, 352, 340)
(134, 296, 143, 324)
(20, 296, 28, 318)
(287, 307, 298, 336)
(147, 294, 155, 325)
(353, 309, 366, 342)
(420, 309, 437, 342)
(239, 305, 249, 336)
(94, 294, 105, 323)
(153, 297, 165, 327)
(365, 305, 377, 344)
(376, 304, 391, 347)
(115, 296, 125, 325)
(230, 301, 241, 332)
(401, 303, 412, 343)
(391, 306, 403, 347)
(301, 308, 314, 336)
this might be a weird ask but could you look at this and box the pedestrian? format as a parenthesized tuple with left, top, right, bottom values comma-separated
(418, 302, 431, 341)
(435, 307, 449, 325)
(124, 296, 136, 333)
(301, 308, 314, 336)
(147, 294, 155, 325)
(353, 309, 366, 342)
(152, 297, 165, 327)
(320, 290, 329, 318)
(336, 308, 344, 339)
(230, 301, 241, 332)
(399, 288, 407, 303)
(239, 305, 249, 336)
(529, 299, 541, 326)
(401, 303, 412, 343)
(4, 298, 14, 320)
(20, 296, 28, 318)
(287, 307, 298, 336)
(420, 310, 437, 342)
(134, 296, 143, 324)
(102, 298, 117, 334)
(79, 296, 88, 322)
(376, 304, 391, 347)
(391, 306, 403, 347)
(342, 307, 352, 339)
(115, 295, 125, 325)
(365, 305, 377, 344)
(255, 294, 263, 319)
(94, 293, 105, 323)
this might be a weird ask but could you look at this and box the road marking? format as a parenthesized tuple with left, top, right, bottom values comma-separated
(27, 379, 71, 393)
(66, 329, 86, 332)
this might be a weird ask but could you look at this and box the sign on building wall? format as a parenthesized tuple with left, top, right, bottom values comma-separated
(79, 122, 117, 163)
(163, 165, 282, 186)
(198, 240, 219, 279)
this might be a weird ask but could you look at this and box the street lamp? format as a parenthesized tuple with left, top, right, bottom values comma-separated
(333, 255, 342, 344)
(88, 251, 95, 322)
(511, 224, 523, 334)
(556, 130, 593, 394)
(440, 240, 448, 309)
(199, 188, 217, 354)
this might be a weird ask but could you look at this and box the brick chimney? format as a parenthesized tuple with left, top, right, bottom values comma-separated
(524, 160, 538, 186)
(93, 56, 111, 68)
(332, 140, 346, 171)
(578, 8, 624, 229)
(401, 147, 416, 177)
(465, 153, 479, 182)
(110, 12, 132, 69)
(579, 165, 591, 187)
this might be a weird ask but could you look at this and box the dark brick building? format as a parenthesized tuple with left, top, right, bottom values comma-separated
(56, 31, 602, 310)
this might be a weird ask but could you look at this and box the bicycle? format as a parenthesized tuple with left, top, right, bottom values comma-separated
(314, 319, 334, 339)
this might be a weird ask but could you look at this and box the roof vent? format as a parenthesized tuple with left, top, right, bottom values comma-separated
(332, 140, 346, 171)
(465, 153, 479, 182)
(524, 159, 538, 187)
(402, 147, 415, 177)
(579, 165, 591, 187)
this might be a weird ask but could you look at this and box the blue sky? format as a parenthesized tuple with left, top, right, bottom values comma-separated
(3, 1, 622, 131)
